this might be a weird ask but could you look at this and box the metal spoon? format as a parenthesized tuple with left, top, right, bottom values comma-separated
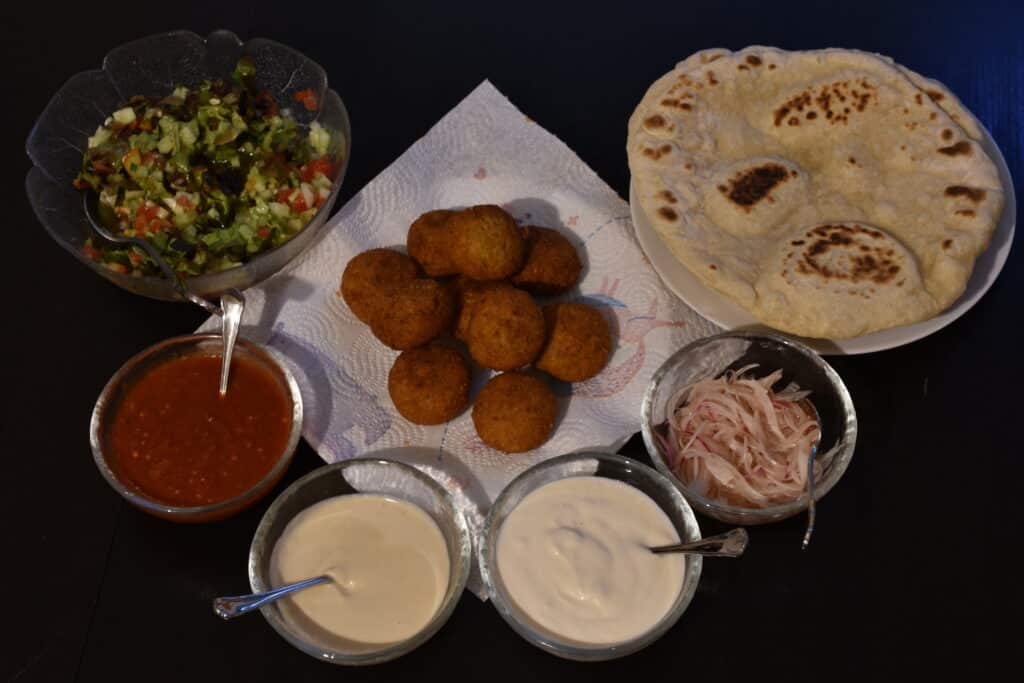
(649, 528, 748, 557)
(84, 194, 246, 394)
(800, 399, 823, 551)
(213, 575, 331, 620)
(82, 193, 222, 316)
(218, 289, 245, 395)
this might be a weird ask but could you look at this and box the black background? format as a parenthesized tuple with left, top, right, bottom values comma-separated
(4, 1, 1022, 681)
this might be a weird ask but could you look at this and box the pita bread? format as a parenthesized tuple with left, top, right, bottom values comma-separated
(628, 47, 1003, 339)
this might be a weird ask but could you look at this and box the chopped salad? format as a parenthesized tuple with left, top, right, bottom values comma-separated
(73, 58, 337, 277)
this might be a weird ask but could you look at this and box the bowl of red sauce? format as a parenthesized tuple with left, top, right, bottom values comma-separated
(90, 334, 303, 522)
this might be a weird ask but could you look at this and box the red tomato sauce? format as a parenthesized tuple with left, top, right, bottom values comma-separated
(107, 353, 292, 507)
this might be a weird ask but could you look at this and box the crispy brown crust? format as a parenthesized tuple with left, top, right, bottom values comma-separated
(370, 279, 456, 350)
(339, 249, 419, 324)
(794, 224, 901, 284)
(388, 346, 471, 425)
(472, 372, 557, 453)
(452, 277, 515, 342)
(466, 287, 545, 370)
(511, 226, 583, 295)
(408, 209, 459, 277)
(450, 205, 525, 280)
(536, 303, 612, 382)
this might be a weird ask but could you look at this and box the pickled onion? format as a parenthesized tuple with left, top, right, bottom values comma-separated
(668, 366, 821, 508)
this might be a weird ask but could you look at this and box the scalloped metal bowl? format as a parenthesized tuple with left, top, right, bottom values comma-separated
(25, 29, 350, 301)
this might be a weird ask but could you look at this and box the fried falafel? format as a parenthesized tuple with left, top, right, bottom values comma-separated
(339, 248, 420, 324)
(369, 279, 456, 350)
(466, 287, 545, 370)
(388, 345, 471, 424)
(407, 209, 459, 277)
(535, 302, 611, 382)
(450, 205, 525, 280)
(511, 226, 583, 295)
(472, 372, 557, 453)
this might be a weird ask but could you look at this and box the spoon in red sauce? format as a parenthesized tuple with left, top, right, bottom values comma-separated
(219, 290, 245, 396)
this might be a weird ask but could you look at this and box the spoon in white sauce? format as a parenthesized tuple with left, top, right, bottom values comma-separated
(649, 527, 748, 557)
(213, 575, 331, 620)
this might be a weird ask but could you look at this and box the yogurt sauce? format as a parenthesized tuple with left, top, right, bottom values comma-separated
(270, 494, 449, 650)
(496, 476, 685, 645)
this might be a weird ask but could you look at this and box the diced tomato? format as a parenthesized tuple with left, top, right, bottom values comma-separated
(301, 156, 333, 182)
(82, 244, 102, 261)
(175, 194, 195, 211)
(293, 89, 318, 111)
(275, 187, 307, 212)
(72, 177, 91, 190)
(128, 251, 143, 266)
(111, 263, 129, 274)
(147, 218, 172, 233)
(134, 201, 160, 232)
(257, 226, 271, 239)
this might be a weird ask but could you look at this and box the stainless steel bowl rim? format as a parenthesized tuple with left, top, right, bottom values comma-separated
(89, 333, 304, 516)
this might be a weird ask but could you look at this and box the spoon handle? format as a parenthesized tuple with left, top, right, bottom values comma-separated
(650, 528, 749, 557)
(213, 575, 331, 620)
(218, 290, 245, 396)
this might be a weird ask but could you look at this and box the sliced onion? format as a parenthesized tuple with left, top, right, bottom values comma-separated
(669, 365, 822, 508)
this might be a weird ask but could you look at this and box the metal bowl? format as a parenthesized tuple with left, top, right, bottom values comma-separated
(89, 333, 303, 522)
(248, 458, 473, 665)
(478, 451, 703, 661)
(25, 29, 350, 301)
(641, 331, 857, 525)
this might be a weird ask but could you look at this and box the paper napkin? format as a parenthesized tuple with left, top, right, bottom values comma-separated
(200, 81, 718, 593)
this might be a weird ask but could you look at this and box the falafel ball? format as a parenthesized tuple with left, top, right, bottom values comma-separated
(466, 287, 546, 370)
(369, 279, 456, 350)
(407, 209, 459, 277)
(535, 302, 612, 382)
(450, 205, 525, 281)
(472, 372, 557, 453)
(339, 248, 420, 324)
(511, 226, 583, 295)
(452, 277, 515, 342)
(388, 345, 471, 425)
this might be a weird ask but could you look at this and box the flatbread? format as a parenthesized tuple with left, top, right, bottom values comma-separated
(628, 47, 1004, 339)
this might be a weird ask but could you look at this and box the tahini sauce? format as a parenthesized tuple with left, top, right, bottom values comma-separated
(496, 477, 684, 645)
(271, 494, 449, 650)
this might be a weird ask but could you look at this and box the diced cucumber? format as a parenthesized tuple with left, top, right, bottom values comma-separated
(112, 107, 136, 125)
(88, 126, 111, 149)
(308, 121, 329, 155)
(157, 136, 175, 154)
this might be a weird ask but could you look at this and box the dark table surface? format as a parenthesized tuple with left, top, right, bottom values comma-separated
(5, 1, 1022, 681)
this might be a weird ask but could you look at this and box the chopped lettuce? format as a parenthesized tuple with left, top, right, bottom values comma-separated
(73, 59, 338, 277)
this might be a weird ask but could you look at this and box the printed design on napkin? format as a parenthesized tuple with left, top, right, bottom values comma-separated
(267, 322, 391, 458)
(563, 278, 689, 399)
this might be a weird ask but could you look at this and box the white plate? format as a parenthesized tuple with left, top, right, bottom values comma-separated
(629, 124, 1016, 355)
